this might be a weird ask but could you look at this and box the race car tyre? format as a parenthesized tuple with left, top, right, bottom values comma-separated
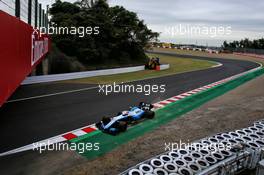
(219, 150, 233, 158)
(168, 151, 180, 159)
(178, 167, 193, 175)
(255, 139, 264, 147)
(196, 159, 210, 169)
(164, 162, 178, 173)
(139, 102, 144, 107)
(255, 131, 264, 137)
(118, 121, 128, 132)
(173, 159, 187, 167)
(187, 163, 202, 174)
(102, 116, 111, 125)
(198, 149, 210, 156)
(153, 168, 168, 175)
(178, 149, 189, 156)
(144, 111, 155, 119)
(235, 130, 247, 136)
(95, 122, 102, 130)
(182, 155, 194, 163)
(139, 164, 154, 174)
(150, 159, 164, 168)
(160, 155, 173, 163)
(211, 152, 225, 161)
(128, 169, 143, 175)
(204, 155, 217, 165)
(190, 152, 202, 160)
(127, 116, 134, 122)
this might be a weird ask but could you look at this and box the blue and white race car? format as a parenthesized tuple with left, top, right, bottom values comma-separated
(95, 102, 155, 135)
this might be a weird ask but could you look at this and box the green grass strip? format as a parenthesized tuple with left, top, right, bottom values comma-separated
(70, 68, 264, 159)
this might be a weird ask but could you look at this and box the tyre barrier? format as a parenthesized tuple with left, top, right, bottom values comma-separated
(198, 149, 210, 156)
(196, 159, 210, 170)
(120, 120, 264, 175)
(221, 133, 232, 139)
(153, 168, 168, 175)
(178, 167, 193, 175)
(168, 151, 181, 159)
(190, 152, 202, 160)
(204, 155, 218, 165)
(227, 138, 238, 145)
(186, 145, 197, 152)
(243, 128, 254, 134)
(178, 149, 189, 157)
(229, 132, 240, 138)
(164, 163, 178, 173)
(249, 126, 259, 132)
(213, 135, 225, 141)
(236, 130, 247, 136)
(219, 150, 233, 158)
(234, 137, 245, 143)
(182, 155, 195, 164)
(150, 159, 164, 168)
(173, 159, 187, 167)
(187, 163, 202, 173)
(255, 131, 264, 137)
(211, 152, 225, 161)
(255, 140, 264, 147)
(139, 164, 154, 174)
(160, 155, 173, 163)
(128, 169, 143, 175)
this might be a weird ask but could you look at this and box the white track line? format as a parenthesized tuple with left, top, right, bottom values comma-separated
(7, 86, 98, 103)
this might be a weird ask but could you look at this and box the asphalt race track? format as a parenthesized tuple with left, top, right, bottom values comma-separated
(0, 51, 260, 153)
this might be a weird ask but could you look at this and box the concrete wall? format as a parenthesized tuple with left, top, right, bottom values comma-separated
(22, 65, 146, 85)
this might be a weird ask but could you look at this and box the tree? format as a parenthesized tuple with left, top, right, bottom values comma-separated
(223, 38, 264, 49)
(76, 0, 100, 8)
(49, 0, 159, 66)
(223, 41, 229, 48)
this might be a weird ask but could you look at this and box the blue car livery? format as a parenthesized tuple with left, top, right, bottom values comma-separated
(96, 102, 155, 135)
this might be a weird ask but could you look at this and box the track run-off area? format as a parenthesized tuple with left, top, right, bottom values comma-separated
(0, 50, 262, 156)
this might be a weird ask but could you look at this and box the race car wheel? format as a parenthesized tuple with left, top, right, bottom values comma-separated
(95, 122, 102, 130)
(139, 102, 144, 107)
(118, 121, 128, 132)
(144, 111, 155, 119)
(102, 116, 111, 125)
(127, 116, 134, 122)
